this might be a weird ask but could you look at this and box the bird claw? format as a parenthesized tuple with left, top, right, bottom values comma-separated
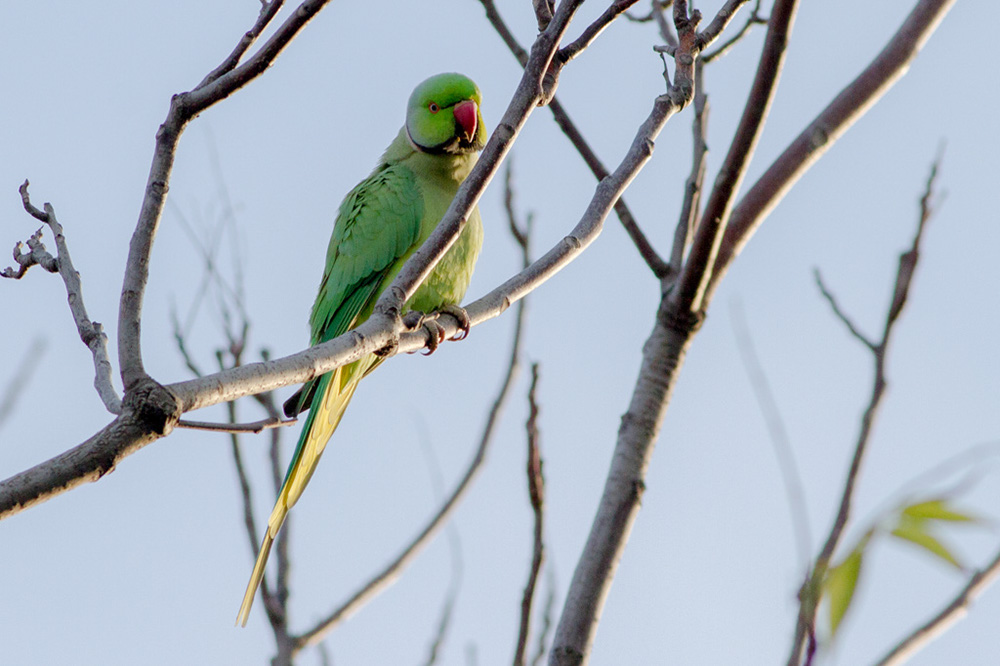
(420, 319, 446, 355)
(402, 305, 471, 355)
(438, 304, 472, 340)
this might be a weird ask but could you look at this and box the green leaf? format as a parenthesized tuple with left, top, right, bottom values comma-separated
(825, 547, 864, 637)
(890, 517, 964, 569)
(901, 499, 978, 524)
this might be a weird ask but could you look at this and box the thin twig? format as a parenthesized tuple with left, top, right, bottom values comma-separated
(479, 0, 669, 278)
(196, 0, 286, 88)
(11, 182, 122, 414)
(557, 0, 640, 65)
(813, 270, 878, 351)
(176, 415, 294, 433)
(702, 0, 766, 63)
(874, 547, 1000, 665)
(514, 363, 546, 666)
(669, 58, 709, 276)
(414, 416, 465, 666)
(650, 0, 679, 50)
(730, 299, 812, 573)
(787, 156, 943, 666)
(421, 567, 459, 666)
(531, 570, 557, 666)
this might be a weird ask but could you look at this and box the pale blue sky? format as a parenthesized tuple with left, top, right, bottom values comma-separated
(2, 1, 998, 664)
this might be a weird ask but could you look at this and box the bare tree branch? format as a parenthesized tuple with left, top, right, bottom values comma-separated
(557, 0, 639, 65)
(669, 58, 708, 274)
(2, 227, 58, 278)
(175, 415, 294, 433)
(786, 155, 942, 666)
(702, 0, 766, 63)
(641, 1, 679, 51)
(550, 3, 761, 662)
(672, 0, 797, 315)
(533, 0, 555, 32)
(875, 548, 1000, 665)
(706, 0, 956, 303)
(196, 0, 286, 88)
(118, 0, 333, 393)
(514, 363, 547, 666)
(531, 571, 557, 666)
(8, 182, 121, 414)
(813, 269, 878, 351)
(478, 0, 671, 278)
(695, 0, 758, 49)
(415, 416, 465, 666)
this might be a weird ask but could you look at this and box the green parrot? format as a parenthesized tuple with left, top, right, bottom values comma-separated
(237, 72, 487, 626)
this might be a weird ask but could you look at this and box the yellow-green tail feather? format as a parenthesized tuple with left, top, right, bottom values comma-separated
(235, 360, 370, 626)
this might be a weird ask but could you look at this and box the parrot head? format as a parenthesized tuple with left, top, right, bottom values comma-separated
(406, 73, 487, 155)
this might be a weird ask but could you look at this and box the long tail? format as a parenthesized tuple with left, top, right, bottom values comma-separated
(236, 361, 368, 626)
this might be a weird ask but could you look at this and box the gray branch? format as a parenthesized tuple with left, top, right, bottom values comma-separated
(786, 155, 943, 666)
(706, 0, 957, 302)
(11, 182, 121, 414)
(874, 548, 1000, 665)
(118, 0, 332, 393)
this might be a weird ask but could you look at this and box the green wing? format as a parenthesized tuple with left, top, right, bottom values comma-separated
(284, 164, 422, 417)
(312, 165, 423, 341)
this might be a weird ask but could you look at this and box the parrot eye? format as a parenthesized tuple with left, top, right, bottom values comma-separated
(428, 102, 440, 113)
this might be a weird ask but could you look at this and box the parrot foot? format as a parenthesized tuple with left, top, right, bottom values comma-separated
(401, 305, 470, 355)
(437, 304, 472, 340)
(401, 310, 445, 355)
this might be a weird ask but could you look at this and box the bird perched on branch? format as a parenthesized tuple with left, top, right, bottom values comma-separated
(237, 72, 487, 626)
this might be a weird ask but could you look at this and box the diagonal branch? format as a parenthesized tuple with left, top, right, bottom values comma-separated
(874, 547, 1000, 665)
(701, 0, 766, 63)
(557, 0, 639, 65)
(175, 416, 294, 433)
(813, 269, 878, 351)
(705, 0, 956, 304)
(292, 183, 534, 651)
(478, 0, 670, 278)
(0, 0, 710, 523)
(196, 0, 286, 88)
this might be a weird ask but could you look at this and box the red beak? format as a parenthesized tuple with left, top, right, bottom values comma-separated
(453, 99, 478, 140)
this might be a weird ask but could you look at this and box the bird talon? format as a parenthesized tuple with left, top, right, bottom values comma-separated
(439, 304, 471, 340)
(402, 310, 426, 331)
(421, 319, 446, 355)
